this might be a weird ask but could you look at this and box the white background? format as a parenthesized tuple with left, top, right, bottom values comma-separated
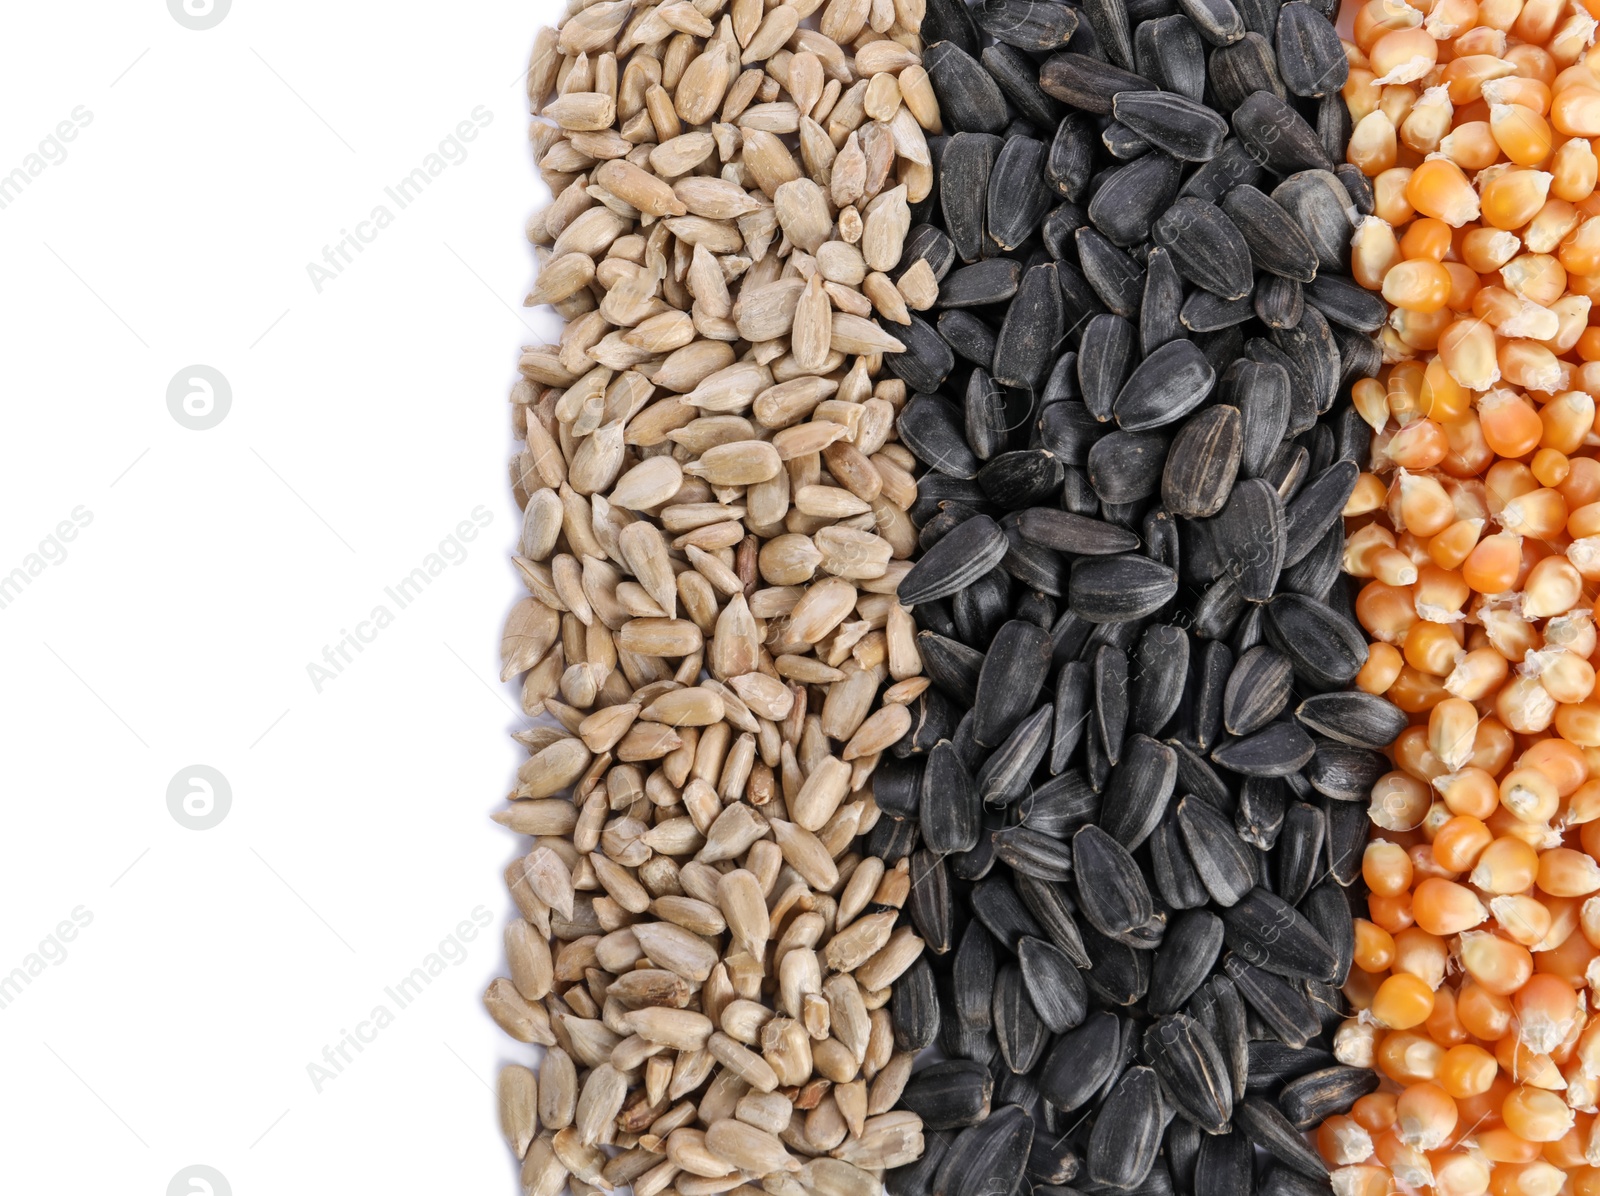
(0, 1, 556, 1190)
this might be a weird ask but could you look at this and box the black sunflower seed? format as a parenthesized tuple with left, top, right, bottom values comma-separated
(1222, 644, 1294, 736)
(1163, 404, 1242, 518)
(1298, 877, 1353, 985)
(1220, 185, 1319, 283)
(1040, 1011, 1124, 1111)
(1099, 734, 1179, 849)
(887, 313, 957, 395)
(1246, 1040, 1337, 1095)
(909, 849, 954, 955)
(1276, 1066, 1381, 1131)
(921, 739, 981, 854)
(1181, 288, 1254, 332)
(996, 963, 1050, 1074)
(925, 41, 1009, 134)
(1151, 816, 1211, 910)
(1150, 909, 1226, 1015)
(1113, 91, 1229, 162)
(1115, 338, 1219, 431)
(1018, 935, 1089, 1034)
(979, 708, 1057, 805)
(1192, 640, 1231, 753)
(1039, 54, 1158, 115)
(1234, 1096, 1330, 1178)
(988, 135, 1054, 251)
(1076, 227, 1147, 318)
(1294, 691, 1407, 749)
(1144, 15, 1208, 100)
(933, 1104, 1034, 1196)
(1235, 775, 1288, 850)
(1233, 91, 1332, 174)
(900, 514, 1009, 605)
(973, 620, 1053, 747)
(1088, 429, 1171, 503)
(940, 132, 1004, 264)
(1209, 32, 1287, 110)
(941, 260, 1022, 309)
(993, 263, 1065, 391)
(1094, 644, 1131, 765)
(1221, 887, 1338, 981)
(1222, 954, 1319, 1048)
(893, 955, 943, 1053)
(1089, 1066, 1165, 1188)
(1074, 824, 1155, 939)
(1211, 720, 1317, 777)
(1176, 795, 1254, 907)
(1276, 1, 1349, 97)
(1131, 623, 1190, 737)
(1070, 554, 1180, 622)
(1178, 0, 1246, 44)
(1263, 592, 1367, 690)
(974, 0, 1081, 50)
(1193, 1128, 1252, 1196)
(1153, 199, 1254, 301)
(1080, 313, 1139, 420)
(1145, 1013, 1234, 1134)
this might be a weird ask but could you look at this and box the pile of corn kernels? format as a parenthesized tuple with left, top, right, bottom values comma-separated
(1332, 0, 1600, 1192)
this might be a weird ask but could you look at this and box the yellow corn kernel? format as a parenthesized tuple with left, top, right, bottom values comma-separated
(1551, 137, 1599, 201)
(1350, 109, 1399, 176)
(1407, 157, 1482, 226)
(1490, 103, 1556, 165)
(1483, 167, 1556, 229)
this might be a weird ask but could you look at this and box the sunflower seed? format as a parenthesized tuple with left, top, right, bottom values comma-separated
(1145, 1013, 1233, 1134)
(1275, 1066, 1380, 1131)
(1221, 955, 1319, 1048)
(993, 263, 1066, 391)
(1233, 1096, 1329, 1178)
(921, 739, 981, 855)
(975, 0, 1080, 50)
(1071, 554, 1180, 623)
(1176, 796, 1254, 907)
(933, 1105, 1034, 1196)
(995, 964, 1050, 1074)
(924, 41, 1008, 134)
(1221, 887, 1338, 981)
(1220, 185, 1318, 283)
(1073, 825, 1155, 939)
(899, 514, 1009, 605)
(1163, 405, 1242, 518)
(1076, 227, 1147, 319)
(1297, 878, 1353, 985)
(1131, 624, 1189, 737)
(1209, 33, 1287, 109)
(901, 1060, 993, 1130)
(1039, 54, 1157, 115)
(1099, 734, 1179, 849)
(1193, 1128, 1252, 1196)
(1041, 1011, 1125, 1111)
(1089, 155, 1186, 249)
(1115, 338, 1219, 431)
(1150, 910, 1226, 1016)
(1080, 314, 1139, 420)
(1233, 91, 1331, 175)
(1089, 1066, 1165, 1188)
(1304, 740, 1388, 802)
(1153, 199, 1253, 302)
(1114, 91, 1228, 162)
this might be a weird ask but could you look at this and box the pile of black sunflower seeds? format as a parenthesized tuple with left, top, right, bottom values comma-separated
(864, 0, 1409, 1193)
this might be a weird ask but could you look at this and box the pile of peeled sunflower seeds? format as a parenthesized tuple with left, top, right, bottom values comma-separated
(862, 0, 1402, 1194)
